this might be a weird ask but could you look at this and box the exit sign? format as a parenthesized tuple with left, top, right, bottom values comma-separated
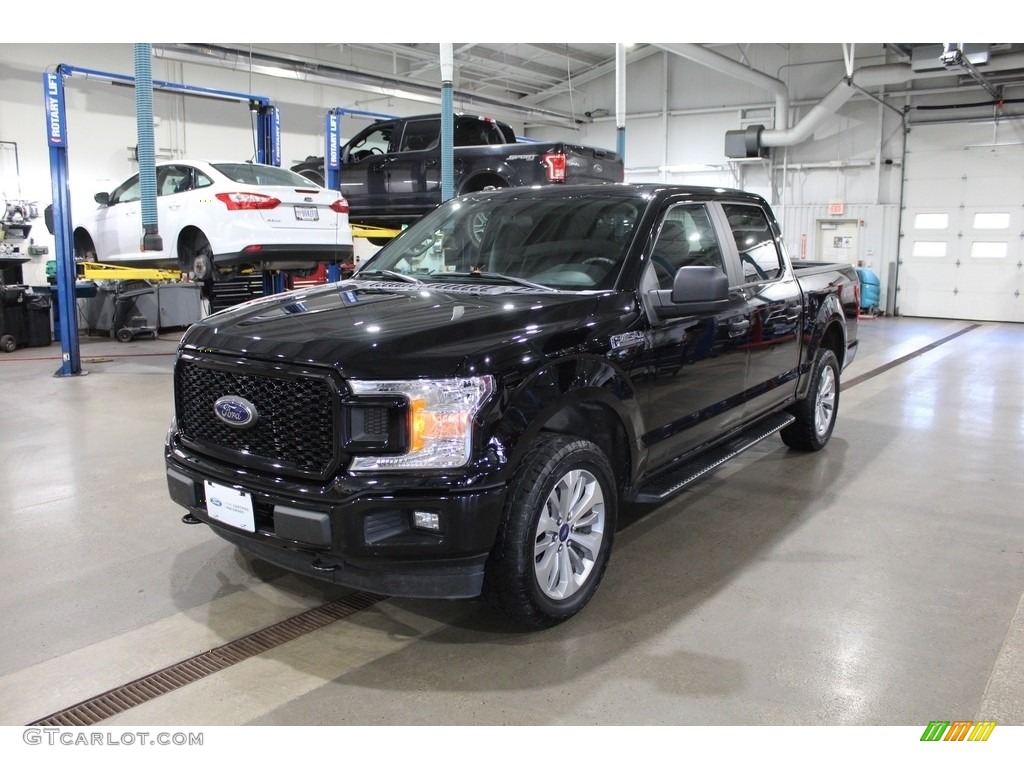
(828, 202, 845, 215)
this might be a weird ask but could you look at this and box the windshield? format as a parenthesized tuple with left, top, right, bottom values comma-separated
(211, 163, 321, 189)
(356, 193, 644, 291)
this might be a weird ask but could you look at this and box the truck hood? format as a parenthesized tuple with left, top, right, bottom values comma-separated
(181, 279, 631, 380)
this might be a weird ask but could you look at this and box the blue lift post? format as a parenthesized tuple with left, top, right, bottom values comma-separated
(43, 64, 278, 376)
(322, 108, 396, 283)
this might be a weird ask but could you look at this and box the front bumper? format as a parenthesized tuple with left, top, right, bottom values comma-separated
(166, 456, 507, 599)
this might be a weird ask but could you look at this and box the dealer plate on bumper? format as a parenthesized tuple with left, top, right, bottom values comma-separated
(294, 205, 319, 221)
(204, 480, 255, 532)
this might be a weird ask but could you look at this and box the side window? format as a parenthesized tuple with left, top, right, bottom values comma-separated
(722, 203, 784, 282)
(348, 125, 394, 161)
(159, 166, 191, 196)
(651, 204, 724, 290)
(194, 171, 213, 189)
(400, 119, 440, 152)
(110, 175, 140, 205)
(455, 118, 496, 146)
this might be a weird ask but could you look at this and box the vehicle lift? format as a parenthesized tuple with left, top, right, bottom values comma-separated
(44, 63, 279, 376)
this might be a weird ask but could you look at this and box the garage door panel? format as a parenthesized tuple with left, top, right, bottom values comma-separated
(899, 124, 1024, 322)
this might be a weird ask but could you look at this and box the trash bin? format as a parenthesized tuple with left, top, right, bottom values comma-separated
(0, 285, 27, 352)
(25, 293, 53, 347)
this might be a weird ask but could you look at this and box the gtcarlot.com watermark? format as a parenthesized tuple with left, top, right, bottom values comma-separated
(23, 728, 203, 747)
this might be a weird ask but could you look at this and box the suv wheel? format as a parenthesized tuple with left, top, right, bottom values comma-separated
(484, 434, 616, 628)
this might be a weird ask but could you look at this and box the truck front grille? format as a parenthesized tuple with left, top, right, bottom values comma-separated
(175, 358, 340, 479)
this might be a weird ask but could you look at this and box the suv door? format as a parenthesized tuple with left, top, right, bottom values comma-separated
(388, 117, 442, 213)
(716, 202, 803, 421)
(341, 122, 396, 214)
(638, 202, 751, 471)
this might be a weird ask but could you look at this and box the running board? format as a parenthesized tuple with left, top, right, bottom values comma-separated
(630, 412, 796, 504)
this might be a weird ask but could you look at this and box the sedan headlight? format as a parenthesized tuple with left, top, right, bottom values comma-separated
(348, 376, 495, 471)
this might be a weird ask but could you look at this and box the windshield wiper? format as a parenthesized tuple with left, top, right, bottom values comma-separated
(355, 269, 424, 285)
(434, 271, 557, 292)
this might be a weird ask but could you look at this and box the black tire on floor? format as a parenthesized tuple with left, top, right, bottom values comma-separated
(781, 347, 840, 452)
(0, 334, 16, 353)
(483, 434, 617, 628)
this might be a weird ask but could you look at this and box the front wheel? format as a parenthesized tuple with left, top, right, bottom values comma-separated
(484, 434, 617, 628)
(781, 347, 840, 451)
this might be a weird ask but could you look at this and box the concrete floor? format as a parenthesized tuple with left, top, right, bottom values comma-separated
(0, 316, 1022, 730)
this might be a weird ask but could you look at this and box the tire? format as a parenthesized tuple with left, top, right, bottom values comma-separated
(116, 327, 135, 343)
(0, 334, 16, 353)
(781, 347, 840, 451)
(484, 434, 617, 628)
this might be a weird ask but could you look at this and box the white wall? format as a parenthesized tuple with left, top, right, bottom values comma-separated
(3, 42, 1020, 305)
(1, 43, 514, 285)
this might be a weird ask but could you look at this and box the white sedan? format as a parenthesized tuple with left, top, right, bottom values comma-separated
(73, 160, 354, 283)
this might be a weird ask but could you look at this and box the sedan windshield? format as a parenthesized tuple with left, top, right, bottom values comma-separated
(357, 193, 644, 291)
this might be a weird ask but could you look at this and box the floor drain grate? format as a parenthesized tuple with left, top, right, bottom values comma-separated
(28, 591, 385, 726)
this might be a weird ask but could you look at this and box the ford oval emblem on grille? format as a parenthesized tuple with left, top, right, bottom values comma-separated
(213, 396, 259, 428)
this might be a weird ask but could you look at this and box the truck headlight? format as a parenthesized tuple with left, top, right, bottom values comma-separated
(348, 376, 495, 471)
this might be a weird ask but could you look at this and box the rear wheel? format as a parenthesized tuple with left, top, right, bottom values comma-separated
(484, 434, 616, 628)
(781, 347, 840, 451)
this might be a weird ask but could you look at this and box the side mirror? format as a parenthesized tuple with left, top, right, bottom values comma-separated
(94, 192, 111, 206)
(649, 265, 730, 317)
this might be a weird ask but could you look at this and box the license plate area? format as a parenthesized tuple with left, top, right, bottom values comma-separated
(294, 205, 319, 221)
(204, 480, 255, 532)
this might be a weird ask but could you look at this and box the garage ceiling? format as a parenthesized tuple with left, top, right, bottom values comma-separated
(153, 43, 1024, 129)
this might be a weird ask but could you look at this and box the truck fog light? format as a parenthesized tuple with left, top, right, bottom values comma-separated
(413, 511, 441, 531)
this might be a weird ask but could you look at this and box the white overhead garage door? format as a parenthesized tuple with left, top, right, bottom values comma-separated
(898, 120, 1024, 322)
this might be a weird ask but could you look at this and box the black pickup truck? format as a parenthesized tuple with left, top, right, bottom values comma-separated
(165, 184, 859, 628)
(290, 113, 624, 234)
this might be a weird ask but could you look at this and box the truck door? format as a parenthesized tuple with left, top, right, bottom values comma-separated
(716, 202, 803, 421)
(388, 117, 442, 213)
(638, 202, 750, 471)
(341, 122, 396, 215)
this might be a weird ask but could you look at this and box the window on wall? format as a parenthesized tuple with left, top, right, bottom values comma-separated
(914, 213, 949, 229)
(722, 203, 783, 282)
(973, 213, 1010, 229)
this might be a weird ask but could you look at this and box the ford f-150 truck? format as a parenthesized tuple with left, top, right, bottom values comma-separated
(165, 184, 859, 628)
(290, 113, 623, 234)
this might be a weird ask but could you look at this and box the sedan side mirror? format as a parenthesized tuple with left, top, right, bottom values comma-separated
(94, 192, 111, 206)
(649, 265, 730, 317)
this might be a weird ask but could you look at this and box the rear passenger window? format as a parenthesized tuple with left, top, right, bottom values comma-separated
(722, 203, 783, 282)
(651, 204, 724, 290)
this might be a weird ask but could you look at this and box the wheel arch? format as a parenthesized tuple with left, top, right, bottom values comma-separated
(458, 171, 511, 195)
(175, 226, 212, 268)
(796, 296, 848, 400)
(492, 358, 642, 494)
(72, 227, 96, 258)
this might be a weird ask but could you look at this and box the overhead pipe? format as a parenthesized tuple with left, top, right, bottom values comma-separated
(761, 51, 1024, 148)
(651, 43, 790, 130)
